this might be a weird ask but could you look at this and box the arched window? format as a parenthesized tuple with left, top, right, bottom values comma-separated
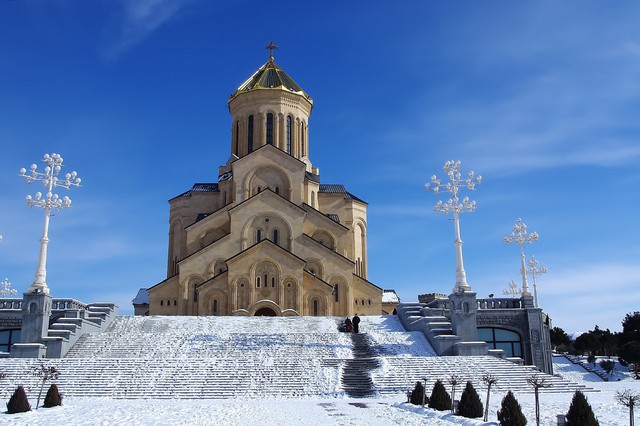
(313, 299, 319, 316)
(248, 115, 254, 153)
(256, 277, 261, 288)
(235, 120, 239, 155)
(286, 115, 292, 154)
(273, 229, 279, 245)
(256, 229, 261, 242)
(266, 113, 274, 145)
(271, 277, 275, 288)
(213, 299, 218, 315)
(334, 284, 339, 302)
(160, 300, 164, 306)
(478, 328, 523, 358)
(301, 122, 305, 156)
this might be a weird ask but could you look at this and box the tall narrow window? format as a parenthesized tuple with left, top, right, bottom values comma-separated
(271, 277, 275, 287)
(286, 115, 292, 154)
(235, 121, 239, 155)
(256, 229, 261, 242)
(301, 122, 305, 156)
(266, 113, 274, 145)
(313, 299, 319, 316)
(256, 277, 261, 288)
(273, 229, 279, 245)
(334, 284, 339, 302)
(248, 115, 254, 153)
(213, 299, 218, 315)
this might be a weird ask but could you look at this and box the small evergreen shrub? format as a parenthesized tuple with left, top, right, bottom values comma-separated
(587, 353, 596, 364)
(410, 381, 426, 405)
(456, 381, 483, 418)
(565, 390, 599, 426)
(428, 379, 451, 411)
(497, 391, 527, 426)
(43, 384, 62, 408)
(599, 359, 615, 375)
(6, 386, 31, 414)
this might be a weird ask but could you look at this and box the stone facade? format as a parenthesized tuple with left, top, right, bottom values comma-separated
(141, 54, 384, 317)
(398, 293, 554, 374)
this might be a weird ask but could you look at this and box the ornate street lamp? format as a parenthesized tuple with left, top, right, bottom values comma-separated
(527, 255, 547, 308)
(503, 218, 538, 296)
(503, 279, 522, 297)
(1, 278, 17, 298)
(19, 153, 81, 295)
(425, 160, 482, 293)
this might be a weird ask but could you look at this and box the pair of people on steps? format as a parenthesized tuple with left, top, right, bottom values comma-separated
(343, 315, 361, 333)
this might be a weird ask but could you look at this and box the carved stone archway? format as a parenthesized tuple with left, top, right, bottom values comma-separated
(254, 307, 277, 316)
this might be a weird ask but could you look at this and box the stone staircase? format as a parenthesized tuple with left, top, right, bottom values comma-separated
(561, 354, 610, 381)
(45, 302, 118, 357)
(0, 315, 595, 400)
(341, 333, 379, 398)
(372, 356, 596, 396)
(396, 302, 462, 356)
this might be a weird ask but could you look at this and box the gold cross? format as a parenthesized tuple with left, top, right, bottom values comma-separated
(266, 41, 278, 59)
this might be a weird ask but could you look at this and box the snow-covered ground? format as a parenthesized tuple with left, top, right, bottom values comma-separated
(2, 357, 637, 425)
(0, 316, 638, 425)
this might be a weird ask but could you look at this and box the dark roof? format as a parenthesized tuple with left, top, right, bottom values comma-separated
(171, 183, 218, 200)
(318, 184, 367, 204)
(327, 214, 340, 224)
(230, 57, 312, 103)
(132, 288, 149, 305)
(305, 171, 320, 183)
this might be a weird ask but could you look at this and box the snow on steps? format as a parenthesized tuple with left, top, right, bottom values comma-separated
(0, 315, 595, 399)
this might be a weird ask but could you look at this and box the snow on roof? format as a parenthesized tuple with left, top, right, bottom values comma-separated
(382, 290, 400, 304)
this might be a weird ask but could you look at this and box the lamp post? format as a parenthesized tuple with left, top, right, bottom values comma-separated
(527, 255, 547, 308)
(503, 218, 538, 296)
(425, 160, 482, 293)
(1, 278, 17, 298)
(19, 153, 81, 295)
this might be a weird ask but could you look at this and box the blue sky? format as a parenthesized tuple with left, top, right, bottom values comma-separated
(0, 1, 638, 334)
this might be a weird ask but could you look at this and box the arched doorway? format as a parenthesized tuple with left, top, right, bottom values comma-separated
(254, 307, 277, 316)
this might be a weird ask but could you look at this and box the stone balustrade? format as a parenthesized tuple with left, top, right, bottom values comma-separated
(0, 297, 89, 311)
(0, 298, 22, 310)
(477, 297, 524, 309)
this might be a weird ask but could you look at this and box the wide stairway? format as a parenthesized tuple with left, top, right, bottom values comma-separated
(0, 315, 593, 399)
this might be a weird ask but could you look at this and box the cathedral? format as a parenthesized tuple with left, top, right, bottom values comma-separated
(135, 47, 397, 317)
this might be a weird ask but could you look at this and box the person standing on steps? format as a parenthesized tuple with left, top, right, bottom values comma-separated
(352, 314, 361, 333)
(344, 317, 353, 332)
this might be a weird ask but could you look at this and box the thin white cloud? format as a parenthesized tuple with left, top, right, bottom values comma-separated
(106, 0, 198, 57)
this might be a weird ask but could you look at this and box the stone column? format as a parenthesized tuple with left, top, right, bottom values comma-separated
(448, 290, 478, 342)
(19, 291, 52, 343)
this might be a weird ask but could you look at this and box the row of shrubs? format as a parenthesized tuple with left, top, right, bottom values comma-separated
(7, 384, 62, 414)
(409, 379, 600, 425)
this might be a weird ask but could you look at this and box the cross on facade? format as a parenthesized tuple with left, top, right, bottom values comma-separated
(266, 41, 278, 59)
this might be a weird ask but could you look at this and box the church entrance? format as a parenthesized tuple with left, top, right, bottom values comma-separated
(254, 307, 277, 316)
